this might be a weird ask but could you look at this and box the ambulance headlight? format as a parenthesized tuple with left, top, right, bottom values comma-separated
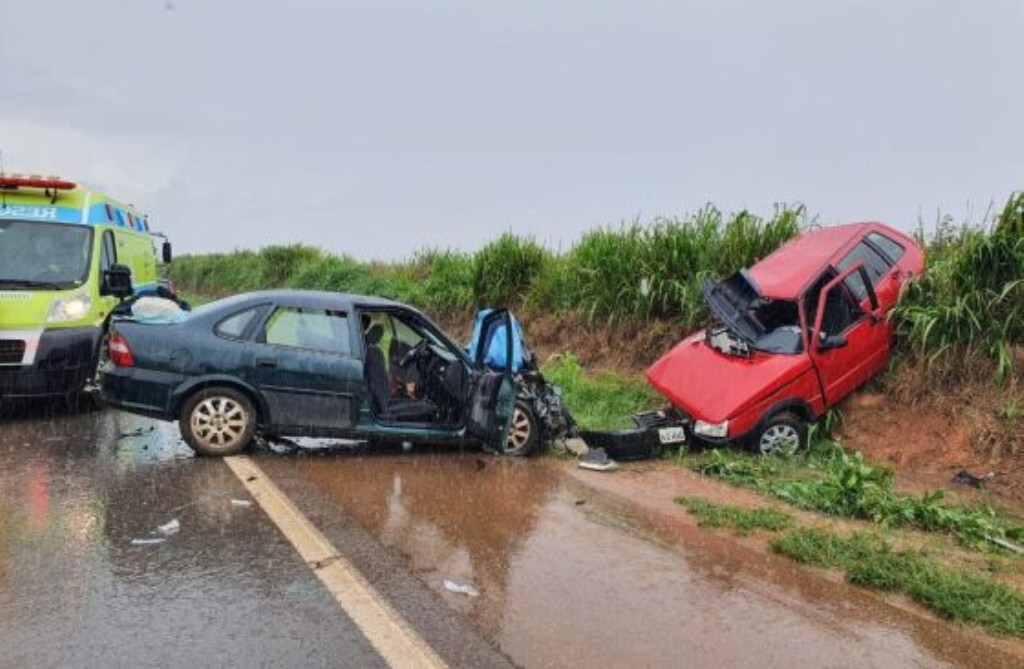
(48, 293, 92, 322)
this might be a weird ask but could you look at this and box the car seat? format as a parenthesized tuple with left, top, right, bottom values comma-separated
(364, 324, 437, 422)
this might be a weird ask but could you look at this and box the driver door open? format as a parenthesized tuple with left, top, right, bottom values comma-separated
(465, 309, 516, 453)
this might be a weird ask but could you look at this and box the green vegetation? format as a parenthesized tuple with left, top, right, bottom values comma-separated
(170, 205, 806, 326)
(541, 354, 660, 430)
(689, 444, 1024, 548)
(894, 192, 1024, 384)
(675, 496, 793, 535)
(771, 528, 1024, 637)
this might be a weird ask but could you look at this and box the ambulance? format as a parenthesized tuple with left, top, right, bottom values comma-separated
(0, 174, 172, 400)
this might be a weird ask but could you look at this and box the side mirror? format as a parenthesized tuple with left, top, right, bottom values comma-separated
(162, 241, 173, 264)
(102, 263, 134, 299)
(818, 333, 847, 351)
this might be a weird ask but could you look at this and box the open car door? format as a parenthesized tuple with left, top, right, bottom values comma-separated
(465, 309, 516, 453)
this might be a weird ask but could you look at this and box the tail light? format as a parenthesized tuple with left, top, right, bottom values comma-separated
(108, 332, 135, 367)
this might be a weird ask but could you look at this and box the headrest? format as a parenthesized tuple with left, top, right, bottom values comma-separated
(366, 323, 384, 345)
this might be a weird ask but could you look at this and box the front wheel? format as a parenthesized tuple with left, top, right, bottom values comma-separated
(751, 412, 806, 455)
(179, 386, 257, 456)
(504, 400, 539, 457)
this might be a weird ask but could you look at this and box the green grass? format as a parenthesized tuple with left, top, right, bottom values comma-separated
(541, 354, 661, 430)
(169, 204, 807, 324)
(688, 444, 1024, 549)
(894, 191, 1024, 384)
(771, 528, 1024, 637)
(675, 496, 794, 535)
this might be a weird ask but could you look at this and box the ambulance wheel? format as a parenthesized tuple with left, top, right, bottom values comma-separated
(180, 386, 257, 456)
(504, 400, 539, 457)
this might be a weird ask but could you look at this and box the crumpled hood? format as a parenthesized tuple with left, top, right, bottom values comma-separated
(645, 331, 813, 424)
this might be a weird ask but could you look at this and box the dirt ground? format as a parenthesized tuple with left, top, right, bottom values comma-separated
(839, 393, 1024, 509)
(442, 311, 1024, 511)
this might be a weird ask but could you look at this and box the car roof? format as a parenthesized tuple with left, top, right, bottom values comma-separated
(202, 290, 407, 312)
(746, 222, 878, 299)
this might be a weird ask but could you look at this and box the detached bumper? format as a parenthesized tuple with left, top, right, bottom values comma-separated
(0, 327, 101, 398)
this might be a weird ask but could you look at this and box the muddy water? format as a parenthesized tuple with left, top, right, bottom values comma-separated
(0, 405, 390, 668)
(262, 450, 1022, 669)
(2, 402, 1019, 668)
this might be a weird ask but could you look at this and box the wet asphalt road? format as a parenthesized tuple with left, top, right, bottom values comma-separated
(1, 402, 1022, 668)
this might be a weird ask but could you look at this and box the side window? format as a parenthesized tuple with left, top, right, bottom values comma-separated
(264, 307, 351, 355)
(836, 242, 891, 300)
(100, 231, 117, 271)
(820, 284, 863, 336)
(215, 307, 261, 340)
(866, 232, 905, 264)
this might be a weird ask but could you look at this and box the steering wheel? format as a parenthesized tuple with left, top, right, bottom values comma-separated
(398, 339, 429, 368)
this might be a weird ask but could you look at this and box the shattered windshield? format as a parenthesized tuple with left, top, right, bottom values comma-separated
(0, 220, 93, 289)
(702, 272, 802, 354)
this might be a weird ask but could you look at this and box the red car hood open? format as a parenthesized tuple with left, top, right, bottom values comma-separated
(645, 331, 813, 424)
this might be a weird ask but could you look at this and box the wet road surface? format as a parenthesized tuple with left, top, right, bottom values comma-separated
(1, 403, 1021, 668)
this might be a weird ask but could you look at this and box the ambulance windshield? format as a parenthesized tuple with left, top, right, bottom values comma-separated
(0, 220, 94, 289)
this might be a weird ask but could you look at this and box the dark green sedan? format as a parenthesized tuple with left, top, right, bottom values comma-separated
(100, 291, 516, 456)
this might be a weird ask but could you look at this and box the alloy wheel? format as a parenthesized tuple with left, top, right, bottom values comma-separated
(759, 424, 801, 454)
(190, 396, 249, 450)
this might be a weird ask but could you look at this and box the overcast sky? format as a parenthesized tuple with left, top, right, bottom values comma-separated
(1, 1, 1021, 259)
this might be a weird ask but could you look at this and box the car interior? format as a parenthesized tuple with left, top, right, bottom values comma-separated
(361, 311, 470, 426)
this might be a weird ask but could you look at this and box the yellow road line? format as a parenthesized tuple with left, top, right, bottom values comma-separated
(224, 456, 449, 669)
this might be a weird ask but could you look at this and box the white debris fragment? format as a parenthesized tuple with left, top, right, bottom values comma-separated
(158, 519, 180, 536)
(443, 580, 480, 597)
(131, 537, 166, 546)
(231, 499, 254, 508)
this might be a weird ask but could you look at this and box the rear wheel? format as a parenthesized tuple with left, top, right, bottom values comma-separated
(504, 400, 539, 457)
(751, 411, 806, 455)
(179, 387, 257, 456)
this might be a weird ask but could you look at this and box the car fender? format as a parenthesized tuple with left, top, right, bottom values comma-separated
(727, 370, 824, 439)
(170, 375, 269, 424)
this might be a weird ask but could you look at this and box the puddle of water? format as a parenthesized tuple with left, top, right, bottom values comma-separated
(277, 452, 1021, 669)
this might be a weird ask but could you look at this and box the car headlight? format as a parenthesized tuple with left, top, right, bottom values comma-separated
(48, 293, 92, 323)
(693, 419, 729, 439)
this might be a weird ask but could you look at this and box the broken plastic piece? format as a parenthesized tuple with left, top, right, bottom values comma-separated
(131, 537, 166, 546)
(951, 470, 994, 488)
(577, 447, 618, 472)
(231, 499, 254, 508)
(443, 580, 480, 597)
(158, 519, 180, 535)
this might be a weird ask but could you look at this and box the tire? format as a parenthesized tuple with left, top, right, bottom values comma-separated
(504, 400, 539, 457)
(751, 411, 806, 455)
(179, 386, 257, 456)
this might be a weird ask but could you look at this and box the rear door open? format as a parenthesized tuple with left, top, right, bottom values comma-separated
(465, 309, 515, 453)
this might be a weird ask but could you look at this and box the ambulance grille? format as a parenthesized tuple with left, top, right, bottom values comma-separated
(0, 340, 26, 364)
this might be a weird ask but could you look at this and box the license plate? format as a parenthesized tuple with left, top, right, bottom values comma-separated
(658, 426, 686, 444)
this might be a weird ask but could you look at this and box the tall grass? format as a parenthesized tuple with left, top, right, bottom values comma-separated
(894, 192, 1024, 383)
(169, 204, 807, 325)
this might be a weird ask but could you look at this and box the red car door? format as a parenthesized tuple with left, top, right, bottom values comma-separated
(808, 264, 888, 407)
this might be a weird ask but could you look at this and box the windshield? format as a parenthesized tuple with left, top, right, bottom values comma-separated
(703, 272, 802, 354)
(0, 220, 94, 289)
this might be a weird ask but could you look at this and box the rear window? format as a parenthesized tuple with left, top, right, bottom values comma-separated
(866, 232, 905, 264)
(216, 307, 260, 340)
(836, 242, 891, 300)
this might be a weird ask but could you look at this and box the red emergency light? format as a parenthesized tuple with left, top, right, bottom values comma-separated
(0, 174, 77, 190)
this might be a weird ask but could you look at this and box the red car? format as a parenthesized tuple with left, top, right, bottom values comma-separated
(646, 222, 924, 454)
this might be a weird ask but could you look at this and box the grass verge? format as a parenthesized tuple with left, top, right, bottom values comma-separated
(541, 353, 661, 430)
(675, 497, 793, 535)
(771, 528, 1024, 637)
(686, 442, 1024, 549)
